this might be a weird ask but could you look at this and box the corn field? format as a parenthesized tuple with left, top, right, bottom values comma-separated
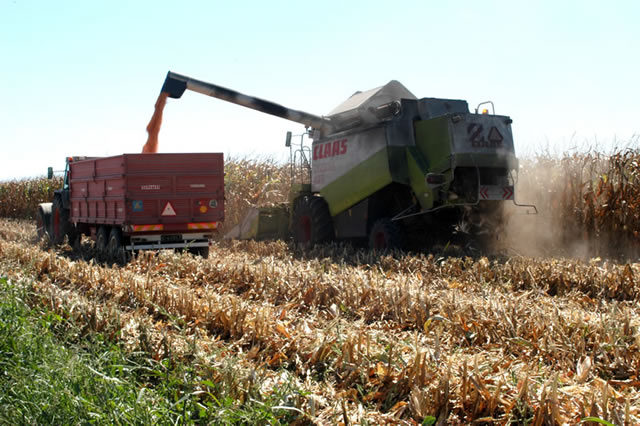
(508, 149, 640, 259)
(0, 176, 63, 219)
(0, 151, 639, 424)
(223, 157, 292, 233)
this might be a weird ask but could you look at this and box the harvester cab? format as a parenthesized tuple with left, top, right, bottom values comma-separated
(160, 71, 535, 250)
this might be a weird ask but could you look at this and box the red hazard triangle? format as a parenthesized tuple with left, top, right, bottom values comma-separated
(161, 202, 177, 216)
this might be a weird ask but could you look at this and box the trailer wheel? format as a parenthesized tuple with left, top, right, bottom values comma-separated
(51, 197, 73, 245)
(36, 204, 52, 243)
(96, 226, 109, 258)
(292, 195, 334, 247)
(107, 227, 126, 264)
(369, 218, 405, 251)
(188, 246, 210, 258)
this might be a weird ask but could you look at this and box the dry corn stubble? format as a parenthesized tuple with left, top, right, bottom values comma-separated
(1, 219, 639, 424)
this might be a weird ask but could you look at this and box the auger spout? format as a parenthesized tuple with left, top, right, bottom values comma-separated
(162, 71, 332, 132)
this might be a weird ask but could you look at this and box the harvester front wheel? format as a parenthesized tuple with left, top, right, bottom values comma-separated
(369, 218, 405, 251)
(292, 195, 334, 247)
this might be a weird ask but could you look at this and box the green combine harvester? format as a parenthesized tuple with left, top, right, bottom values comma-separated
(161, 72, 534, 250)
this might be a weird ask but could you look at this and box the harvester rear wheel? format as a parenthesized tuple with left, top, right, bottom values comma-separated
(292, 195, 334, 247)
(369, 218, 405, 251)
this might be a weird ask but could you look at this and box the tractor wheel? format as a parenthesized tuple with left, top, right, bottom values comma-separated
(292, 195, 334, 247)
(51, 196, 74, 245)
(96, 226, 109, 259)
(369, 218, 405, 251)
(107, 227, 126, 264)
(36, 204, 52, 243)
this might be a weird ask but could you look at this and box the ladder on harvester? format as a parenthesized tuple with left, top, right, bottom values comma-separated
(286, 131, 312, 185)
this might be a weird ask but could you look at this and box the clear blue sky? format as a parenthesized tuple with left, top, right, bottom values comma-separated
(1, 0, 638, 180)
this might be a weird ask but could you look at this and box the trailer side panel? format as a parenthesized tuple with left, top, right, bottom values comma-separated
(69, 153, 224, 231)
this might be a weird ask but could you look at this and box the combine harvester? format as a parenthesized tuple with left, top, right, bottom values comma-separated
(162, 72, 535, 250)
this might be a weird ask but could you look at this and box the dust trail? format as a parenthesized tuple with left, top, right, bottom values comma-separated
(498, 151, 640, 261)
(142, 92, 169, 153)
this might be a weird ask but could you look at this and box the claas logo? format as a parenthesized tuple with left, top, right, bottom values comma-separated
(313, 138, 347, 160)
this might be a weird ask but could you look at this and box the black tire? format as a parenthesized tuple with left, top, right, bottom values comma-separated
(107, 227, 126, 264)
(36, 204, 52, 243)
(51, 196, 73, 245)
(188, 246, 210, 258)
(369, 218, 405, 251)
(292, 195, 334, 247)
(96, 226, 109, 259)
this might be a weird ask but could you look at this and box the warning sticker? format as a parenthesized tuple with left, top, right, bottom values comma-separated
(479, 185, 514, 200)
(479, 187, 489, 199)
(161, 202, 177, 216)
(488, 127, 504, 143)
(502, 186, 514, 200)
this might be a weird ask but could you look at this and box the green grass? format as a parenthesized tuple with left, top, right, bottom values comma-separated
(0, 275, 306, 425)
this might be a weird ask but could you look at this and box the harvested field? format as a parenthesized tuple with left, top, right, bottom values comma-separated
(2, 151, 640, 423)
(0, 218, 638, 424)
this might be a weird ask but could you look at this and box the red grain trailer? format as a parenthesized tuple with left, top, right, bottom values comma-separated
(37, 153, 224, 260)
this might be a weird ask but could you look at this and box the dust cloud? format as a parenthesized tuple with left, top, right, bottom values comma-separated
(496, 153, 640, 261)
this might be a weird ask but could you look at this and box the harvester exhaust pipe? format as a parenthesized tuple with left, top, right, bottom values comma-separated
(162, 71, 332, 132)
